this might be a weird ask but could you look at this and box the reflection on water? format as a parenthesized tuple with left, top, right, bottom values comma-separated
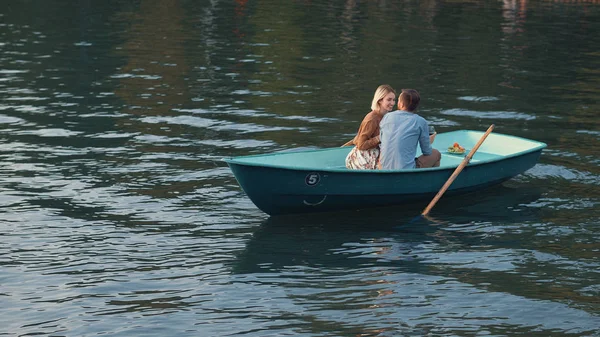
(1, 1, 599, 336)
(234, 185, 543, 273)
(232, 186, 598, 335)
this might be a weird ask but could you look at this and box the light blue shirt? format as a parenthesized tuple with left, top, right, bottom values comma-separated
(379, 110, 432, 170)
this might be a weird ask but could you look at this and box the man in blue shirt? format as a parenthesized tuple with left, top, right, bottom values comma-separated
(379, 89, 441, 170)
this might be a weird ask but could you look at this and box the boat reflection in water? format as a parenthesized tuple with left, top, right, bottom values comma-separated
(228, 185, 600, 336)
(232, 184, 544, 275)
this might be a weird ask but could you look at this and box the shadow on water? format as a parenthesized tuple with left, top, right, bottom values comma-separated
(232, 184, 543, 274)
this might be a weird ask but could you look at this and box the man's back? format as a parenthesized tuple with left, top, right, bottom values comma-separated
(379, 110, 431, 170)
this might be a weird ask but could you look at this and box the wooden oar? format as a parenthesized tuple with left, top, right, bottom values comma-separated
(421, 124, 495, 216)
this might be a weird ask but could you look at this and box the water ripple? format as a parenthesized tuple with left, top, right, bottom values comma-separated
(441, 108, 536, 120)
(1, 2, 599, 336)
(140, 115, 308, 134)
(457, 96, 500, 102)
(527, 163, 600, 185)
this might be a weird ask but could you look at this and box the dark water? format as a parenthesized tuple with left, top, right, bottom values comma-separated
(1, 1, 599, 336)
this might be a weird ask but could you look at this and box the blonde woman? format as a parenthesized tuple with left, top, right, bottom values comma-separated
(343, 84, 397, 169)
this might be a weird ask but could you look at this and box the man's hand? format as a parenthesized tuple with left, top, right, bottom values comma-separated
(429, 132, 437, 144)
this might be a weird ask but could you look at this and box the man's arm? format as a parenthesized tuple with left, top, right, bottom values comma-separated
(419, 122, 433, 155)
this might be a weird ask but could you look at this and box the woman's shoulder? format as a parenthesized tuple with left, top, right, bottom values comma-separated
(362, 110, 380, 121)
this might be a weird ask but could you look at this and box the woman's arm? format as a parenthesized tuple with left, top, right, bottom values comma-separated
(354, 119, 380, 150)
(341, 139, 354, 147)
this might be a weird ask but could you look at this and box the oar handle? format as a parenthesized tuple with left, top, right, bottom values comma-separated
(421, 124, 495, 216)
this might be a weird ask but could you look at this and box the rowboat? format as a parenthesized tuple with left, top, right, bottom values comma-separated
(224, 130, 546, 216)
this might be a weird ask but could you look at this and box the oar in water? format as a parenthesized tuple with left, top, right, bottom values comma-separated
(421, 124, 495, 216)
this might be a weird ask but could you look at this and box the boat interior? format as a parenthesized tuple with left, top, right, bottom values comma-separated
(227, 130, 546, 171)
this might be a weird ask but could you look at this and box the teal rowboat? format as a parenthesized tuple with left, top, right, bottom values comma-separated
(224, 130, 547, 216)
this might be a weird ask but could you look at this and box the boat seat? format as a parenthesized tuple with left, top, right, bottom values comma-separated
(440, 151, 503, 168)
(470, 151, 503, 162)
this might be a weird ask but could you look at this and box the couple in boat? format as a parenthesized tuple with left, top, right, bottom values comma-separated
(343, 85, 441, 170)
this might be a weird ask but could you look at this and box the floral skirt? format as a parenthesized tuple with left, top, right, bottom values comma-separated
(345, 146, 380, 170)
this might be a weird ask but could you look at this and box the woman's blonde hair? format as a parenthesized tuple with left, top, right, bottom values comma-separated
(371, 84, 397, 111)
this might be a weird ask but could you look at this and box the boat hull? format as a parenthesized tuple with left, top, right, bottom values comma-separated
(225, 131, 546, 215)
